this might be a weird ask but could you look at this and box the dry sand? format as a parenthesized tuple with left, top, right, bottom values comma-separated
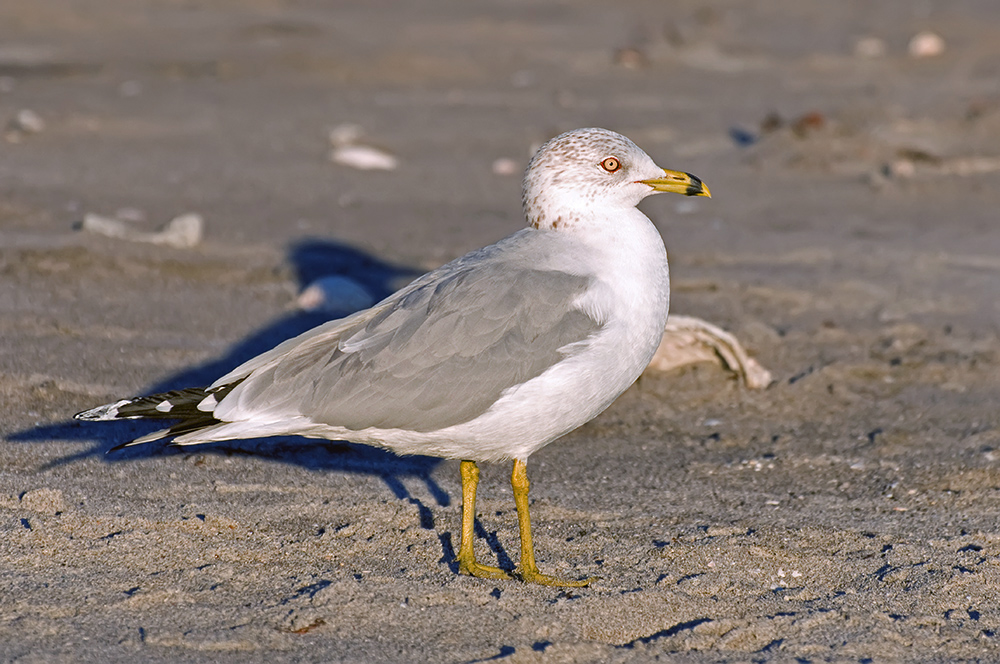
(2, 1, 999, 661)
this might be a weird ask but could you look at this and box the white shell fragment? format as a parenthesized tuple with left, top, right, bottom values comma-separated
(79, 212, 204, 248)
(645, 315, 773, 389)
(4, 108, 45, 142)
(872, 154, 1000, 187)
(908, 31, 945, 58)
(297, 275, 375, 313)
(12, 109, 44, 133)
(331, 145, 399, 171)
(491, 157, 519, 176)
(328, 123, 399, 171)
(156, 213, 204, 247)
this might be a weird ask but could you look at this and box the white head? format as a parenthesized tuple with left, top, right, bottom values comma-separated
(521, 128, 710, 230)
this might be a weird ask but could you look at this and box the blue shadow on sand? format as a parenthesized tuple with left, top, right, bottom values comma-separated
(9, 238, 466, 521)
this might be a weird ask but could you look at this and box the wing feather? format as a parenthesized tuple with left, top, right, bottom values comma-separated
(215, 253, 602, 433)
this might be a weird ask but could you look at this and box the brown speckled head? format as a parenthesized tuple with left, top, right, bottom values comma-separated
(521, 128, 663, 230)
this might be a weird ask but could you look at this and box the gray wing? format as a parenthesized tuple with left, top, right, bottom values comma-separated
(220, 260, 602, 433)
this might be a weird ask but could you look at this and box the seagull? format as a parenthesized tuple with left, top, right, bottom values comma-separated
(75, 128, 711, 586)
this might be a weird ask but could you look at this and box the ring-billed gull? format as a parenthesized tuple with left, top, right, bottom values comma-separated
(76, 128, 711, 586)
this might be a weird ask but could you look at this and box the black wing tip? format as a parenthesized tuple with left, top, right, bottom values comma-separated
(74, 400, 131, 422)
(106, 433, 177, 454)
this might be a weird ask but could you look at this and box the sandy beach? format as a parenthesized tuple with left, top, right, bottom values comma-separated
(2, 1, 999, 661)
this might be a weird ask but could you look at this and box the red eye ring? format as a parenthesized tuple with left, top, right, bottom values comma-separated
(600, 157, 621, 173)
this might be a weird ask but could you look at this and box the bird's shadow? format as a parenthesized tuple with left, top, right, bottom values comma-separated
(11, 239, 421, 467)
(10, 238, 518, 570)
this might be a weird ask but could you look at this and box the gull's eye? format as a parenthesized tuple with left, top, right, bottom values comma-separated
(600, 157, 621, 173)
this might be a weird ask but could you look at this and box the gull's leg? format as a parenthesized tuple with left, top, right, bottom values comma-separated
(456, 460, 513, 580)
(511, 459, 593, 587)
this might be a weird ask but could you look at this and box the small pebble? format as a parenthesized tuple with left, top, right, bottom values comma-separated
(729, 126, 757, 147)
(759, 111, 784, 134)
(888, 159, 916, 178)
(331, 145, 399, 171)
(297, 276, 374, 313)
(5, 108, 45, 141)
(491, 158, 519, 176)
(791, 111, 825, 137)
(613, 47, 649, 69)
(908, 31, 945, 58)
(854, 36, 887, 58)
(328, 123, 399, 171)
(14, 109, 45, 133)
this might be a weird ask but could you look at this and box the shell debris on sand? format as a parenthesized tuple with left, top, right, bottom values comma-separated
(870, 152, 1000, 189)
(908, 31, 945, 58)
(646, 315, 773, 389)
(328, 123, 399, 171)
(4, 108, 45, 142)
(613, 47, 649, 69)
(79, 212, 204, 248)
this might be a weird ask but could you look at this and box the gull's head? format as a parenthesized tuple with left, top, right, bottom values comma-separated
(522, 127, 710, 230)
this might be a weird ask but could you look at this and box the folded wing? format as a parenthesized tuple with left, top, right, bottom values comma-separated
(215, 260, 603, 433)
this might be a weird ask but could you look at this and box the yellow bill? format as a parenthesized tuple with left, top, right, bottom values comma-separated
(639, 169, 711, 198)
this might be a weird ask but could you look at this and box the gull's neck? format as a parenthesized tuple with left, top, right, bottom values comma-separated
(527, 200, 658, 241)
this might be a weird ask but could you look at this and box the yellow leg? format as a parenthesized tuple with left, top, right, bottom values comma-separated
(511, 459, 593, 587)
(456, 460, 513, 580)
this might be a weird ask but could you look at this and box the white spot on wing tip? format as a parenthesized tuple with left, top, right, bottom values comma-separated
(77, 398, 131, 421)
(104, 399, 131, 419)
(155, 400, 173, 413)
(197, 394, 218, 412)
